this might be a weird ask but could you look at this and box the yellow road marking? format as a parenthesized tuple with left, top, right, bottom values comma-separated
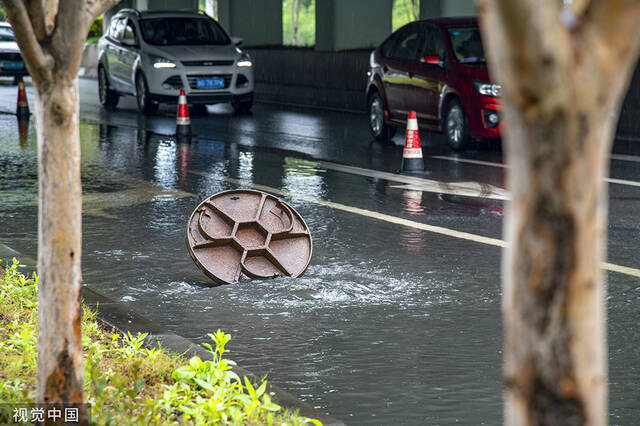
(190, 171, 640, 278)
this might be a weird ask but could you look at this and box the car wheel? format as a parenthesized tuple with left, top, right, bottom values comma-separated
(368, 92, 396, 141)
(232, 98, 253, 115)
(444, 98, 469, 151)
(135, 73, 158, 115)
(98, 66, 119, 110)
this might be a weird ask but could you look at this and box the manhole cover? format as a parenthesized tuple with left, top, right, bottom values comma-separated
(186, 189, 312, 284)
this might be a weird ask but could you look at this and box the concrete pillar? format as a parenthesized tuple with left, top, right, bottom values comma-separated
(420, 0, 476, 19)
(217, 0, 282, 46)
(316, 0, 393, 51)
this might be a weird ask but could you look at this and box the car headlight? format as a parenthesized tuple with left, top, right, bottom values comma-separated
(473, 81, 501, 97)
(237, 53, 252, 67)
(151, 55, 177, 69)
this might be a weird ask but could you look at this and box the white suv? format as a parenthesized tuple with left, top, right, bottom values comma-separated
(97, 9, 254, 114)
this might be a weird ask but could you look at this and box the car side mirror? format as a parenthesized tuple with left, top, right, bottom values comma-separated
(231, 37, 243, 46)
(121, 37, 136, 47)
(421, 55, 442, 66)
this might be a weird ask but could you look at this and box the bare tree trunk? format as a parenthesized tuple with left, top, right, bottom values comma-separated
(35, 78, 84, 416)
(477, 0, 640, 424)
(292, 0, 302, 46)
(3, 0, 119, 420)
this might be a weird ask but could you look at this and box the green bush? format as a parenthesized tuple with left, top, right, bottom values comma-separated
(0, 259, 322, 425)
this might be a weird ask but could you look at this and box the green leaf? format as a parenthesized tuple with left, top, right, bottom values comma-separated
(234, 393, 252, 407)
(255, 380, 267, 399)
(193, 378, 215, 392)
(244, 377, 256, 399)
(189, 356, 202, 370)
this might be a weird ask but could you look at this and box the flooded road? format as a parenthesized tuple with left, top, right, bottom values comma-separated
(1, 79, 640, 424)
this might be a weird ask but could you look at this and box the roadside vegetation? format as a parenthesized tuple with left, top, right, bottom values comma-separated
(0, 259, 321, 425)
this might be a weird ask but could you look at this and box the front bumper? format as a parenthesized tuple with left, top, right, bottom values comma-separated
(146, 64, 254, 104)
(151, 91, 253, 105)
(467, 95, 502, 139)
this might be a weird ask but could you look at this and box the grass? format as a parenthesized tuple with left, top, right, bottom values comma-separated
(0, 258, 322, 425)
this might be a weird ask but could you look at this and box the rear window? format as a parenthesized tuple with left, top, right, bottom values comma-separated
(140, 17, 230, 46)
(447, 27, 485, 64)
(0, 27, 15, 42)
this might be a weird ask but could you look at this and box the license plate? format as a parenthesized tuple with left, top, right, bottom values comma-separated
(2, 61, 24, 70)
(196, 77, 224, 89)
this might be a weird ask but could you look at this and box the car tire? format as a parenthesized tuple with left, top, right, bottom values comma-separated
(368, 92, 396, 141)
(444, 98, 470, 152)
(232, 98, 253, 115)
(135, 73, 158, 115)
(98, 66, 119, 110)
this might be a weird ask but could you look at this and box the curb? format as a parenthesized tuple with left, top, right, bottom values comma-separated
(81, 286, 345, 426)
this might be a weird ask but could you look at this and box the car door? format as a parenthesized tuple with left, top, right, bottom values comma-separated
(380, 24, 421, 120)
(410, 24, 447, 127)
(105, 17, 126, 89)
(118, 19, 139, 92)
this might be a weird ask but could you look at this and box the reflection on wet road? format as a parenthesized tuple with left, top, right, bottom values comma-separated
(1, 79, 640, 424)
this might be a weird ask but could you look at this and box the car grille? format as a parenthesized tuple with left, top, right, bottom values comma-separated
(0, 52, 22, 61)
(187, 74, 232, 90)
(182, 60, 234, 67)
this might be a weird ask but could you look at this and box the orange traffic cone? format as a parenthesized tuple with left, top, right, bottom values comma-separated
(176, 90, 191, 136)
(16, 77, 30, 119)
(18, 118, 29, 148)
(401, 111, 424, 172)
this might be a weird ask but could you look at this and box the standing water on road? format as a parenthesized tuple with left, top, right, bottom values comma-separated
(0, 113, 639, 424)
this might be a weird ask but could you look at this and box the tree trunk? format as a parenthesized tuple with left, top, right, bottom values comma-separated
(35, 77, 85, 421)
(501, 98, 611, 426)
(477, 0, 640, 424)
(3, 1, 119, 421)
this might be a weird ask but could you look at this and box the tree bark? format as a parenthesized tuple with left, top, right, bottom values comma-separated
(2, 0, 119, 421)
(35, 78, 84, 420)
(477, 0, 640, 424)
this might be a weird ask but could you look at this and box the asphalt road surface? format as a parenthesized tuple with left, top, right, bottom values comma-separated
(0, 77, 639, 425)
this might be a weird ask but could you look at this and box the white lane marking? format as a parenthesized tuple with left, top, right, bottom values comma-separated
(432, 156, 640, 188)
(388, 183, 509, 200)
(315, 160, 508, 200)
(189, 171, 640, 279)
(432, 156, 507, 168)
(610, 154, 640, 163)
(603, 262, 640, 278)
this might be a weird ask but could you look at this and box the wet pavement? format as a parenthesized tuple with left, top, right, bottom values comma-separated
(0, 78, 639, 424)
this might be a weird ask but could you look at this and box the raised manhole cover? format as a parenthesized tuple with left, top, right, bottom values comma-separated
(186, 189, 312, 284)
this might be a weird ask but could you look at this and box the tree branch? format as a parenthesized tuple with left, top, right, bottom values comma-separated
(49, 0, 121, 78)
(477, 0, 571, 112)
(85, 0, 121, 21)
(583, 0, 640, 91)
(2, 0, 54, 83)
(44, 0, 59, 35)
(25, 0, 47, 41)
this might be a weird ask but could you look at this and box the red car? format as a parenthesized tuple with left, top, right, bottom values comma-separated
(366, 17, 501, 151)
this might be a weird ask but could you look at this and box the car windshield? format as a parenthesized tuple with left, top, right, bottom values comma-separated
(0, 27, 15, 42)
(140, 17, 229, 46)
(447, 27, 485, 64)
